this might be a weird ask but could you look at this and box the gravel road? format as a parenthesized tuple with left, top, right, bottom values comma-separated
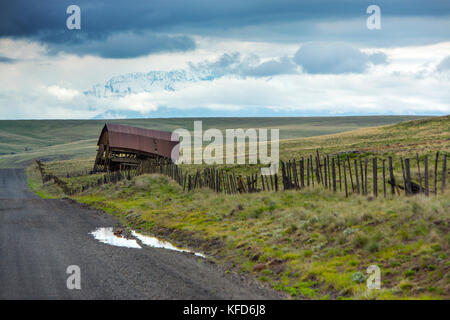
(0, 169, 280, 299)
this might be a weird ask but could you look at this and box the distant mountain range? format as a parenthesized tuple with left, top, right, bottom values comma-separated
(84, 69, 215, 98)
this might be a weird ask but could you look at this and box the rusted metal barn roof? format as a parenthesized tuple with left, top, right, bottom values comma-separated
(98, 123, 179, 159)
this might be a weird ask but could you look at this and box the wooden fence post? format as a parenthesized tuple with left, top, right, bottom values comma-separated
(405, 158, 412, 196)
(316, 150, 322, 184)
(338, 156, 342, 191)
(281, 161, 286, 190)
(316, 156, 321, 185)
(300, 157, 305, 188)
(343, 159, 348, 197)
(434, 151, 439, 195)
(373, 157, 378, 197)
(332, 157, 336, 192)
(316, 155, 321, 185)
(424, 155, 429, 196)
(293, 159, 300, 189)
(442, 154, 447, 193)
(388, 156, 395, 195)
(415, 153, 423, 193)
(270, 174, 274, 190)
(327, 155, 331, 189)
(354, 159, 360, 194)
(347, 156, 354, 193)
(359, 159, 364, 195)
(364, 158, 368, 196)
(382, 159, 386, 198)
(287, 161, 292, 189)
(400, 157, 407, 195)
(307, 157, 310, 187)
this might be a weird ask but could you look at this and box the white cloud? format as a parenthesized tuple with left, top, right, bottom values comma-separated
(0, 38, 450, 119)
(46, 85, 80, 101)
(133, 71, 450, 115)
(1, 66, 449, 119)
(0, 38, 48, 60)
(116, 92, 158, 113)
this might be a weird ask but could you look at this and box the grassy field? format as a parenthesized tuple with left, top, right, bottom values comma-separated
(0, 116, 425, 168)
(26, 115, 450, 300)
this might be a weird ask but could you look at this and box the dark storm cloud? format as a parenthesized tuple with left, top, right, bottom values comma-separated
(0, 0, 200, 57)
(2, 0, 449, 37)
(293, 43, 388, 74)
(0, 56, 16, 63)
(0, 0, 449, 57)
(47, 32, 195, 58)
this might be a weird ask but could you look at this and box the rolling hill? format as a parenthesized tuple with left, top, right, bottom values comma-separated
(0, 116, 428, 168)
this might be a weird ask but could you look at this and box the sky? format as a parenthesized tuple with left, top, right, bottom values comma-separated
(0, 0, 450, 119)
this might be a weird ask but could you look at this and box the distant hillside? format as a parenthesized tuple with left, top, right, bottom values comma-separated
(0, 116, 430, 168)
(280, 115, 450, 158)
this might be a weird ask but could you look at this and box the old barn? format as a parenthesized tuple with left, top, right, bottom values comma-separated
(93, 124, 179, 172)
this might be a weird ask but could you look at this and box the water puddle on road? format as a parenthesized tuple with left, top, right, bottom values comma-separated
(90, 227, 141, 249)
(131, 231, 206, 258)
(90, 227, 206, 258)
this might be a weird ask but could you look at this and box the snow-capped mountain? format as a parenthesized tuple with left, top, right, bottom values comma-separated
(84, 69, 214, 98)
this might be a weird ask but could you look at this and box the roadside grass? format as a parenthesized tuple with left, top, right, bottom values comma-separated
(43, 157, 95, 176)
(25, 163, 62, 199)
(27, 165, 450, 300)
(75, 175, 449, 300)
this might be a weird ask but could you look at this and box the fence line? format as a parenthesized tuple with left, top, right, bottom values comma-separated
(36, 150, 448, 198)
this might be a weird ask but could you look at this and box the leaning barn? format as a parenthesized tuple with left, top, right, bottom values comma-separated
(93, 123, 179, 172)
